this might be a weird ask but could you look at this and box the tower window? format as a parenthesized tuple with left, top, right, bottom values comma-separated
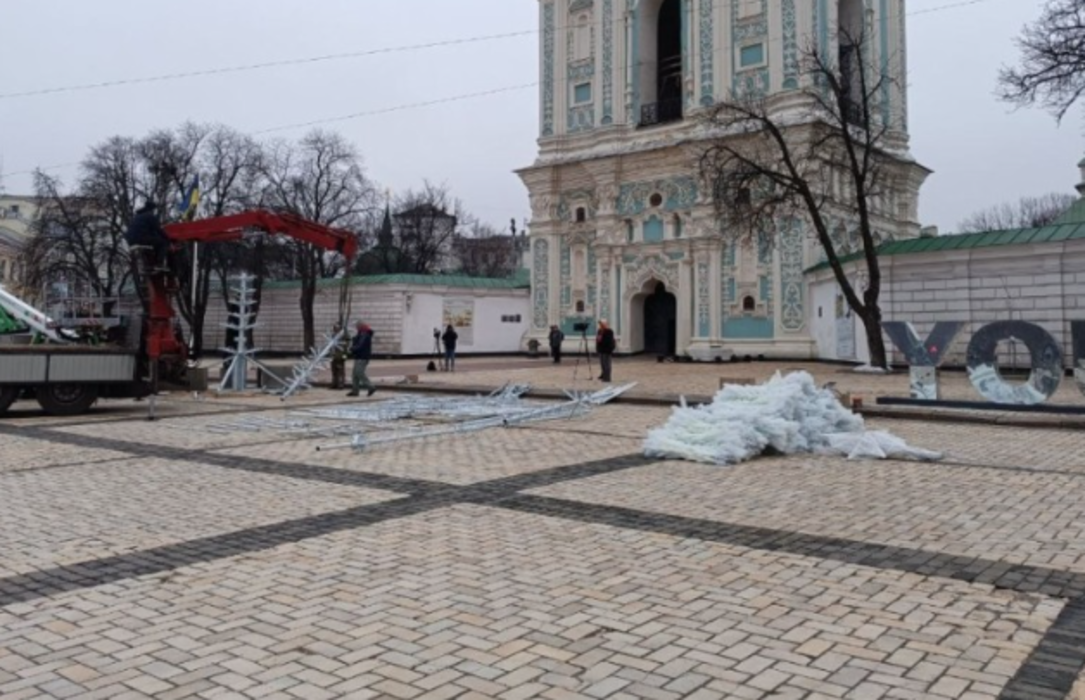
(742, 295, 756, 312)
(739, 43, 765, 68)
(839, 0, 864, 126)
(575, 207, 587, 223)
(574, 83, 592, 104)
(649, 193, 663, 208)
(638, 0, 684, 126)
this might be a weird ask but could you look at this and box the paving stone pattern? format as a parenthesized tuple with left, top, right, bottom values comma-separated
(3, 380, 1085, 698)
(0, 458, 399, 578)
(530, 456, 1085, 577)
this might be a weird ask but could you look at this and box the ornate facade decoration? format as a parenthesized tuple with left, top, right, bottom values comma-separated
(625, 253, 680, 294)
(529, 193, 552, 223)
(598, 262, 611, 322)
(779, 220, 805, 331)
(560, 239, 572, 309)
(781, 0, 798, 89)
(602, 0, 614, 124)
(616, 177, 698, 217)
(533, 239, 550, 328)
(542, 2, 556, 137)
(556, 189, 598, 221)
(568, 105, 596, 133)
(719, 246, 730, 332)
(587, 246, 598, 306)
(732, 0, 769, 95)
(698, 0, 714, 106)
(696, 260, 710, 337)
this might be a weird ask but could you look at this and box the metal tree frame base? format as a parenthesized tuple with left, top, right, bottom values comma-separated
(218, 274, 285, 392)
(277, 328, 347, 400)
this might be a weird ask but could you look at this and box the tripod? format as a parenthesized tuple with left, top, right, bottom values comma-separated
(431, 333, 444, 371)
(571, 329, 593, 383)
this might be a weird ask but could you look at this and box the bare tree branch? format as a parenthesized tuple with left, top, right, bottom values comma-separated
(957, 192, 1077, 232)
(260, 129, 378, 349)
(999, 0, 1085, 122)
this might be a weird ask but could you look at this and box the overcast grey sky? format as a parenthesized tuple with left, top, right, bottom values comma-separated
(0, 0, 1080, 233)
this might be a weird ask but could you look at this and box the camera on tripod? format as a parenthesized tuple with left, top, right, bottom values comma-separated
(572, 321, 590, 333)
(433, 328, 441, 339)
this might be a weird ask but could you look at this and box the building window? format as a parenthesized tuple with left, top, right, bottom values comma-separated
(742, 295, 756, 312)
(575, 300, 585, 313)
(739, 43, 765, 68)
(626, 220, 635, 242)
(673, 214, 682, 238)
(643, 216, 664, 243)
(575, 207, 587, 223)
(574, 83, 592, 104)
(637, 0, 684, 126)
(649, 192, 663, 208)
(839, 0, 864, 126)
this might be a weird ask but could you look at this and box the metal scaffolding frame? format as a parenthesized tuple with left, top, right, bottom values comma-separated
(277, 328, 347, 400)
(316, 383, 635, 452)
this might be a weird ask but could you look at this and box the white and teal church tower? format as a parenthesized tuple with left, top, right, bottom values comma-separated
(518, 0, 929, 359)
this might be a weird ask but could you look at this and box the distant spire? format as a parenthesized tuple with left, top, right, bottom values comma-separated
(378, 200, 393, 247)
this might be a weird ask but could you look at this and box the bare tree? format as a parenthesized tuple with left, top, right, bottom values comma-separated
(21, 174, 131, 315)
(957, 192, 1077, 232)
(261, 130, 377, 349)
(167, 125, 266, 356)
(390, 182, 466, 274)
(21, 133, 177, 315)
(1000, 0, 1085, 123)
(454, 222, 518, 278)
(699, 28, 918, 369)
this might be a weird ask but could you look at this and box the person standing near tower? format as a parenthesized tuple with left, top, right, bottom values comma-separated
(595, 319, 615, 382)
(347, 321, 377, 397)
(549, 325, 565, 363)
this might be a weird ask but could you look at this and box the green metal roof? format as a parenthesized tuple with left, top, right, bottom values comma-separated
(806, 219, 1085, 273)
(263, 269, 530, 292)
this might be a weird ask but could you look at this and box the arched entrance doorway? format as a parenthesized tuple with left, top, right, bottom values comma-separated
(643, 281, 677, 356)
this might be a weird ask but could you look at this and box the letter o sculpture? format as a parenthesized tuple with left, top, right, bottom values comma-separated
(965, 321, 1063, 405)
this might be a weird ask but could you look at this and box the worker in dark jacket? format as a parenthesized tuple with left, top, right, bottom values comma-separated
(595, 319, 616, 383)
(441, 324, 458, 372)
(124, 202, 170, 270)
(548, 325, 564, 364)
(346, 321, 376, 397)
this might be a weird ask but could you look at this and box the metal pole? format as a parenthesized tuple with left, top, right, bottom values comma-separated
(191, 243, 199, 316)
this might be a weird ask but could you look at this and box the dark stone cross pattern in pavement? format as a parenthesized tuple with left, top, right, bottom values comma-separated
(1, 424, 1084, 699)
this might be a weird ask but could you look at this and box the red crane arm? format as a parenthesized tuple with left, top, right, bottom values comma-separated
(163, 210, 359, 259)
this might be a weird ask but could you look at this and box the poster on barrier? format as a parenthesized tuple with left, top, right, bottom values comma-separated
(442, 299, 475, 346)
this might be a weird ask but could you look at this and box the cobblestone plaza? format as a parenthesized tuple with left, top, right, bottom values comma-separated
(2, 360, 1085, 699)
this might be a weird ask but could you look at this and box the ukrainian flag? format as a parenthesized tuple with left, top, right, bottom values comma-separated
(177, 175, 201, 222)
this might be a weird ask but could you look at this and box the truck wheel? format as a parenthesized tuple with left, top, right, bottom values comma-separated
(36, 384, 99, 416)
(0, 387, 18, 415)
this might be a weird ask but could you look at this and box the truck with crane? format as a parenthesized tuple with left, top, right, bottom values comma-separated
(0, 210, 358, 416)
